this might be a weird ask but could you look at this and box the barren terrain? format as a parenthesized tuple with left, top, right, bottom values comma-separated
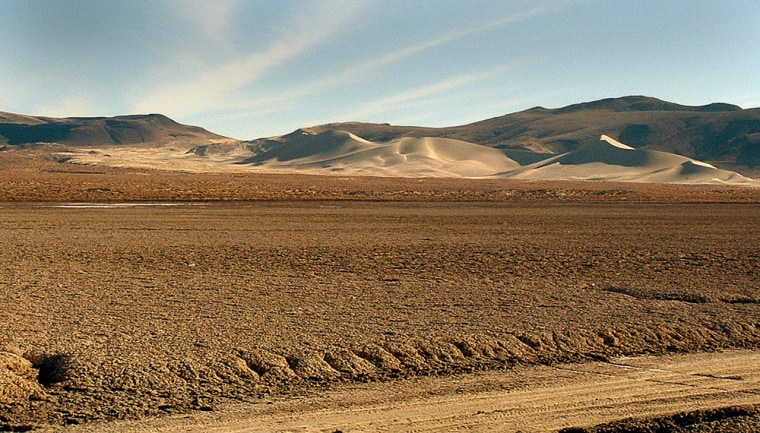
(0, 165, 758, 431)
(1, 158, 759, 431)
(48, 350, 760, 433)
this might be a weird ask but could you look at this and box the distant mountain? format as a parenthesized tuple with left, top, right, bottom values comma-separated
(302, 96, 760, 172)
(0, 112, 228, 148)
(2, 96, 758, 184)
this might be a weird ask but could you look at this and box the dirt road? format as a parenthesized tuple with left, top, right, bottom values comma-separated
(52, 350, 760, 432)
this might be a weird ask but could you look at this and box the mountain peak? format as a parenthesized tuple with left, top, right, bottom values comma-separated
(554, 96, 741, 114)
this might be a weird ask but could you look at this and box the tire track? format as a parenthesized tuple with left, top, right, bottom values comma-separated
(57, 350, 760, 433)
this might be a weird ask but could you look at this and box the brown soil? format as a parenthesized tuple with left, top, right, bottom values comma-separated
(1, 156, 759, 430)
(564, 404, 760, 433)
(50, 350, 760, 432)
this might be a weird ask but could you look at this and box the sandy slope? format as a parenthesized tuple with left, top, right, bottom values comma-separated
(47, 350, 760, 433)
(196, 129, 522, 177)
(256, 136, 521, 177)
(61, 133, 756, 185)
(506, 135, 755, 185)
(65, 134, 522, 178)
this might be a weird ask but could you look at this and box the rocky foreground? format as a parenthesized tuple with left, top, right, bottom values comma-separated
(1, 186, 759, 429)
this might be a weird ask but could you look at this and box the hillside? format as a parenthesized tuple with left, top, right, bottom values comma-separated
(305, 96, 760, 173)
(0, 112, 228, 148)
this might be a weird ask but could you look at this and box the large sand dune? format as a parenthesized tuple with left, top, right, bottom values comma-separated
(70, 131, 756, 185)
(208, 129, 520, 177)
(506, 135, 755, 185)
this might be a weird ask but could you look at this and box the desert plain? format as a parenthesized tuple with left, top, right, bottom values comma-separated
(1, 158, 760, 432)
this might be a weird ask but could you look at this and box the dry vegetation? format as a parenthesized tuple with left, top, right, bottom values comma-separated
(1, 157, 759, 431)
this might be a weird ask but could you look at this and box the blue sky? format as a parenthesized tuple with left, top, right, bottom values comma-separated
(2, 0, 759, 139)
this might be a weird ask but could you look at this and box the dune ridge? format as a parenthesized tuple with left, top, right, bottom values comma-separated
(187, 129, 523, 178)
(61, 131, 758, 185)
(504, 135, 755, 185)
(181, 132, 755, 185)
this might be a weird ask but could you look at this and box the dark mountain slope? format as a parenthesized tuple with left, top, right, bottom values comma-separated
(0, 112, 228, 147)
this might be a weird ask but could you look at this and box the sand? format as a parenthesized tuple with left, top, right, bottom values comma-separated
(507, 135, 755, 184)
(52, 133, 758, 185)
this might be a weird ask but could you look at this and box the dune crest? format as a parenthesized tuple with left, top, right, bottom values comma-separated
(600, 134, 635, 150)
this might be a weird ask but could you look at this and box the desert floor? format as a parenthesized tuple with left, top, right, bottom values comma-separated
(50, 350, 760, 433)
(1, 160, 760, 431)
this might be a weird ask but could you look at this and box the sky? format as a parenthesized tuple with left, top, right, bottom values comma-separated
(1, 0, 759, 140)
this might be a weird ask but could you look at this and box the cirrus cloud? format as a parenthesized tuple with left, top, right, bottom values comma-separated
(130, 0, 365, 118)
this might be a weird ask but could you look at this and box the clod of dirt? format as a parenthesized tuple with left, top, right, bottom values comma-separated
(239, 350, 298, 381)
(381, 342, 426, 370)
(356, 344, 403, 371)
(215, 355, 260, 383)
(517, 333, 544, 351)
(453, 335, 507, 360)
(0, 351, 46, 405)
(413, 339, 466, 366)
(287, 351, 340, 381)
(323, 348, 377, 377)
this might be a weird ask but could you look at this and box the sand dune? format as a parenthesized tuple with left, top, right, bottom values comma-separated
(234, 130, 521, 177)
(62, 130, 756, 185)
(229, 132, 755, 184)
(237, 129, 375, 164)
(505, 135, 756, 185)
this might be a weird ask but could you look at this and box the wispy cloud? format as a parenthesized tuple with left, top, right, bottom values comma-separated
(137, 0, 580, 135)
(333, 3, 572, 81)
(346, 67, 513, 120)
(130, 0, 364, 117)
(219, 1, 577, 115)
(168, 0, 242, 50)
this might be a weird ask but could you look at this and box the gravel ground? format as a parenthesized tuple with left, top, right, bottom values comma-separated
(1, 199, 759, 429)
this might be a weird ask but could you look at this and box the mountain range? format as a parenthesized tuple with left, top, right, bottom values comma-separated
(2, 96, 759, 185)
(288, 96, 760, 171)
